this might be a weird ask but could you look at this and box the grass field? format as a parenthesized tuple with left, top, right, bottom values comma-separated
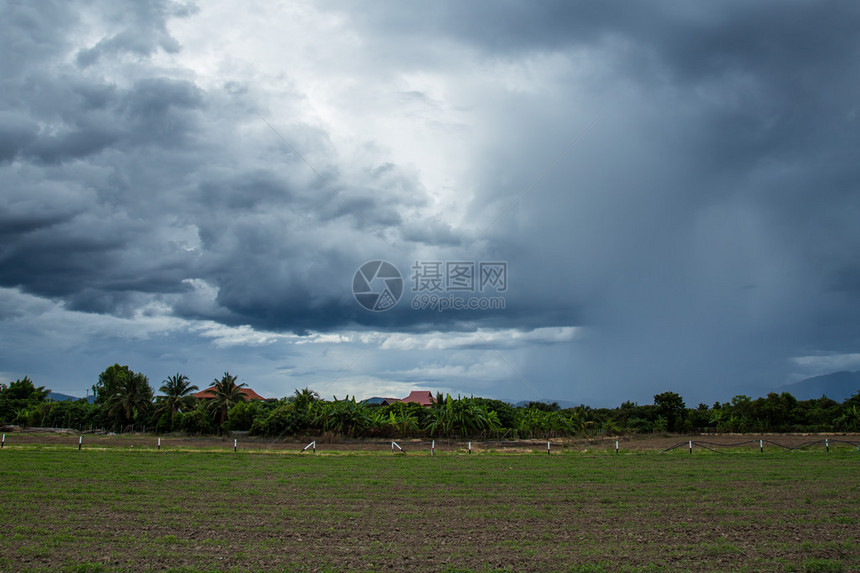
(0, 441, 858, 572)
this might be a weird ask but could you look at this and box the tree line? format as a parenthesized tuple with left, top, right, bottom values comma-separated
(1, 364, 859, 438)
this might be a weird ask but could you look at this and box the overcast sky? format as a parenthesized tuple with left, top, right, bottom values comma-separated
(2, 1, 860, 406)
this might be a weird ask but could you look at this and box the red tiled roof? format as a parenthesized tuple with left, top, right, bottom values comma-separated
(400, 390, 436, 407)
(192, 385, 265, 401)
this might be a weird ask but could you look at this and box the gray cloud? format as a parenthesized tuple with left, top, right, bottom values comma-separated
(75, 0, 193, 66)
(1, 1, 859, 404)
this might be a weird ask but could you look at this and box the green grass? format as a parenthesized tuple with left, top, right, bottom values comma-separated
(0, 448, 858, 571)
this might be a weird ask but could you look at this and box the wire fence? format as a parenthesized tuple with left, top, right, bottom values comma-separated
(2, 431, 859, 454)
(660, 438, 860, 454)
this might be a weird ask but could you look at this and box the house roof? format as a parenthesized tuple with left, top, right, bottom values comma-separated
(400, 390, 436, 407)
(192, 385, 265, 401)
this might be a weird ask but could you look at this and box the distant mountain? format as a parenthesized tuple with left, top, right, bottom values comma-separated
(511, 399, 581, 409)
(362, 397, 399, 405)
(47, 392, 83, 402)
(774, 371, 860, 402)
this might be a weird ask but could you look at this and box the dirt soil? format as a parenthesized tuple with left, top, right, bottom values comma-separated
(1, 433, 858, 571)
(3, 428, 857, 453)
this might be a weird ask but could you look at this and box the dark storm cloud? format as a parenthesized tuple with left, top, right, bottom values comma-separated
(0, 112, 39, 162)
(336, 0, 860, 398)
(27, 122, 121, 164)
(0, 2, 77, 77)
(0, 78, 206, 307)
(0, 1, 557, 334)
(3, 0, 860, 403)
(0, 1, 209, 308)
(347, 0, 860, 82)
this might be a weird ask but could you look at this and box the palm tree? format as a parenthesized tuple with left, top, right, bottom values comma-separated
(567, 407, 596, 436)
(208, 372, 247, 432)
(292, 387, 320, 411)
(105, 372, 154, 431)
(154, 373, 198, 426)
(834, 404, 859, 431)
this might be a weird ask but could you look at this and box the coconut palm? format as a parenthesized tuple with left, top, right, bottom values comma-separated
(208, 372, 247, 431)
(105, 371, 154, 430)
(292, 387, 320, 411)
(566, 407, 596, 436)
(154, 373, 198, 426)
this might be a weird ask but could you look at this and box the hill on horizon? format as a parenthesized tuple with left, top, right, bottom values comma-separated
(47, 392, 93, 403)
(773, 371, 860, 402)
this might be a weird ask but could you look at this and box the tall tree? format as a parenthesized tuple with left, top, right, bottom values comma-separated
(654, 391, 686, 433)
(154, 373, 198, 426)
(105, 371, 153, 430)
(94, 364, 133, 405)
(292, 387, 320, 412)
(0, 377, 50, 426)
(2, 377, 48, 402)
(208, 372, 247, 431)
